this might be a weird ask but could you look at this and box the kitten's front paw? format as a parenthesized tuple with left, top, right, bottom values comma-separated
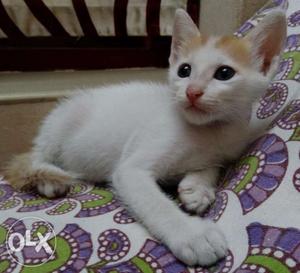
(167, 218, 228, 266)
(178, 179, 215, 214)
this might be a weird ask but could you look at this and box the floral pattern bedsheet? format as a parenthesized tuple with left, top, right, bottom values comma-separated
(1, 0, 300, 272)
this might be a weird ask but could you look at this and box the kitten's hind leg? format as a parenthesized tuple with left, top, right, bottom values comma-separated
(33, 162, 80, 198)
(112, 162, 227, 266)
(4, 153, 79, 198)
(178, 168, 219, 214)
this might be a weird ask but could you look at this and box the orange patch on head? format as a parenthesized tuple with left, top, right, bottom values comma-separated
(216, 36, 252, 66)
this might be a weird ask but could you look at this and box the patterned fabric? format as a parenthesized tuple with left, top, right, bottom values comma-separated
(1, 0, 300, 272)
(0, 0, 199, 38)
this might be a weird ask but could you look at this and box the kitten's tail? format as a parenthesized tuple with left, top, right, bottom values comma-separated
(3, 152, 77, 198)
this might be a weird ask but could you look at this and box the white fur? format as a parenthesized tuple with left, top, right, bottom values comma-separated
(169, 9, 200, 64)
(26, 10, 286, 266)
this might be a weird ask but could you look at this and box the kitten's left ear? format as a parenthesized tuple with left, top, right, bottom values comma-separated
(245, 10, 287, 75)
(169, 9, 200, 65)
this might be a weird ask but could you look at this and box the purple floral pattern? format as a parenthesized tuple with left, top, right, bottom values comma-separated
(204, 192, 228, 221)
(275, 100, 300, 129)
(195, 251, 234, 273)
(288, 10, 300, 27)
(275, 58, 294, 81)
(234, 223, 300, 273)
(277, 34, 300, 82)
(0, 218, 26, 272)
(257, 82, 288, 119)
(235, 0, 288, 37)
(293, 168, 300, 192)
(88, 238, 188, 273)
(223, 134, 288, 214)
(113, 209, 136, 224)
(0, 218, 93, 272)
(0, 182, 120, 217)
(97, 229, 130, 262)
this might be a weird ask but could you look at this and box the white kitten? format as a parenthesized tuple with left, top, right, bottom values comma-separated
(5, 10, 286, 266)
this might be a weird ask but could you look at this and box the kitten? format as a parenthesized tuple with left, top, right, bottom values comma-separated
(4, 10, 286, 266)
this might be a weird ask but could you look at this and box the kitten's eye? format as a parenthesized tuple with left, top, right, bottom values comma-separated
(214, 66, 235, 81)
(177, 63, 191, 78)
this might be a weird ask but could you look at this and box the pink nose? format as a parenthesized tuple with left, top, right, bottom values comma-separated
(186, 86, 203, 105)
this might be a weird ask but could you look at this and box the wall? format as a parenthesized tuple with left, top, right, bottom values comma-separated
(200, 0, 269, 35)
(0, 101, 56, 169)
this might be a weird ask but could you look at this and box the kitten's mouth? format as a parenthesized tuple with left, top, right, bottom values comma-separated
(185, 104, 210, 114)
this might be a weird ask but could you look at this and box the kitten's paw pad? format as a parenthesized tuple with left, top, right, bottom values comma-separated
(178, 180, 215, 214)
(37, 182, 69, 198)
(168, 220, 228, 266)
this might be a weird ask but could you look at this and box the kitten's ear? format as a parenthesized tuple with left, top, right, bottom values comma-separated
(245, 10, 287, 75)
(169, 9, 200, 65)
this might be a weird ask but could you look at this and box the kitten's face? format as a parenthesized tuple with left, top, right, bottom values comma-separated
(168, 36, 268, 125)
(168, 9, 286, 126)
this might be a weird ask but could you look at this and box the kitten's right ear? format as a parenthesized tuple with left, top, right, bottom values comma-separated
(169, 9, 200, 65)
(244, 10, 286, 75)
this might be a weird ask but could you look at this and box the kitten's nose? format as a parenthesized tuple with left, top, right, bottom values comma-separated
(186, 86, 203, 105)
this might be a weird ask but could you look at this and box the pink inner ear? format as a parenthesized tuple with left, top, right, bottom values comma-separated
(258, 35, 280, 75)
(260, 48, 272, 75)
(258, 22, 282, 74)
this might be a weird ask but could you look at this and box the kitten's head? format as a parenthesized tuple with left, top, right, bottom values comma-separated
(168, 9, 286, 126)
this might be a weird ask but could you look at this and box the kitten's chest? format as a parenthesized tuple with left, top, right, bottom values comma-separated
(168, 124, 248, 174)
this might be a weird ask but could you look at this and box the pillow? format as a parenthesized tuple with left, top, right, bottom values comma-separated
(204, 0, 300, 272)
(0, 0, 299, 272)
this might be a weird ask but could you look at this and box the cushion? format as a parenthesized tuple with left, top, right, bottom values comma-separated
(0, 0, 300, 272)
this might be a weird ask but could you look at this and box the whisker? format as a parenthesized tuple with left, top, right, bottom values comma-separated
(202, 101, 219, 106)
